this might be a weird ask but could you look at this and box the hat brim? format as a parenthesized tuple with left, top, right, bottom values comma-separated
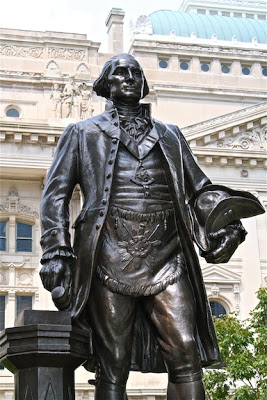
(188, 184, 265, 252)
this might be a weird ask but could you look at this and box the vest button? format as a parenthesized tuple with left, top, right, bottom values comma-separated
(102, 199, 107, 205)
(96, 224, 100, 230)
(105, 187, 109, 192)
(51, 229, 57, 236)
(112, 139, 117, 144)
(114, 122, 118, 127)
(99, 210, 104, 216)
(111, 112, 116, 118)
(106, 173, 111, 179)
(108, 159, 113, 165)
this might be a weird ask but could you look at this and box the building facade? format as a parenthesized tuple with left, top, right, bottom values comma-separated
(0, 1, 266, 398)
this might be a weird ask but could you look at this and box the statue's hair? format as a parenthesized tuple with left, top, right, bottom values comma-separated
(93, 53, 149, 99)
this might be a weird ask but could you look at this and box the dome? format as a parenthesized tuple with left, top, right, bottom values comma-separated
(148, 10, 267, 44)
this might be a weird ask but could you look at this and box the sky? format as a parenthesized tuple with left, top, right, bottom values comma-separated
(1, 1, 182, 52)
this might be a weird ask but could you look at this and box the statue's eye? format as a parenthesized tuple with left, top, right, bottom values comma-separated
(133, 69, 141, 77)
(114, 68, 125, 76)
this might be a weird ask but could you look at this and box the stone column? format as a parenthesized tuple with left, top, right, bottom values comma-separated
(0, 310, 91, 400)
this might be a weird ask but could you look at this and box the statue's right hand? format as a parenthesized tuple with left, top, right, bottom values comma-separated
(39, 258, 72, 293)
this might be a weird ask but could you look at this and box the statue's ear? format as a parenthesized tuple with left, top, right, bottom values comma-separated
(142, 77, 149, 98)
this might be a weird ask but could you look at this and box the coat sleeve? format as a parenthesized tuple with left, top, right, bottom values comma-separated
(178, 128, 211, 200)
(40, 123, 79, 260)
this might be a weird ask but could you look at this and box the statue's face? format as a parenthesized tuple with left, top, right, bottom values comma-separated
(107, 56, 144, 103)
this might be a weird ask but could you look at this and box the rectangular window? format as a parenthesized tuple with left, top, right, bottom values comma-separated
(16, 222, 32, 252)
(0, 222, 6, 251)
(0, 295, 5, 369)
(16, 295, 32, 317)
(0, 295, 5, 331)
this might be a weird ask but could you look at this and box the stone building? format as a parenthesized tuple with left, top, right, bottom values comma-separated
(0, 0, 266, 398)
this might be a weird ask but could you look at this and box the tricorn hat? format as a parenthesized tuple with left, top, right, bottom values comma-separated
(188, 184, 265, 252)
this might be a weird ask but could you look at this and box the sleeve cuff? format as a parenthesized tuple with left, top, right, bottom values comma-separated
(40, 227, 72, 253)
(40, 248, 76, 264)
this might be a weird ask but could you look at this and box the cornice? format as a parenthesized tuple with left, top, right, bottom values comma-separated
(0, 104, 266, 170)
(182, 102, 267, 138)
(152, 85, 266, 101)
(130, 35, 267, 60)
(182, 102, 267, 168)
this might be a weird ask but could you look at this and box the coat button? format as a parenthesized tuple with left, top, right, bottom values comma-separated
(108, 159, 113, 165)
(112, 112, 116, 118)
(105, 187, 109, 192)
(99, 210, 104, 216)
(106, 173, 111, 179)
(112, 139, 117, 144)
(96, 224, 100, 230)
(51, 229, 57, 236)
(111, 149, 115, 153)
(102, 199, 107, 205)
(114, 122, 118, 127)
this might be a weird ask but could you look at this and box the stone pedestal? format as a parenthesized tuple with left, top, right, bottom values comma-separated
(0, 310, 91, 400)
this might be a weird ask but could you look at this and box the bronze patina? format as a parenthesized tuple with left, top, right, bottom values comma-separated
(40, 54, 264, 400)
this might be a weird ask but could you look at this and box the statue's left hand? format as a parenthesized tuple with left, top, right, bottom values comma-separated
(204, 225, 242, 264)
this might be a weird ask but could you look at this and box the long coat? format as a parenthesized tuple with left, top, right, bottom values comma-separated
(40, 105, 221, 372)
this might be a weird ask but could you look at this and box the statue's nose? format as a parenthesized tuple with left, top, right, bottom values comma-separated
(126, 69, 134, 81)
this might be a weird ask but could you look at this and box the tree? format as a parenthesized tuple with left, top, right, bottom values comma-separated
(203, 287, 267, 400)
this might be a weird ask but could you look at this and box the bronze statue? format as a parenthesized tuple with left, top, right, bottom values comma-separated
(40, 54, 264, 400)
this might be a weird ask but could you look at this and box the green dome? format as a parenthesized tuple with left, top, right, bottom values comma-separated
(149, 10, 267, 44)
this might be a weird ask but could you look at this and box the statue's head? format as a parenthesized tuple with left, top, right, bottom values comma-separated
(93, 53, 149, 103)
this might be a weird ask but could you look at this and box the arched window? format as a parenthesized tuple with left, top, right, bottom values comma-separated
(6, 107, 20, 118)
(210, 301, 227, 318)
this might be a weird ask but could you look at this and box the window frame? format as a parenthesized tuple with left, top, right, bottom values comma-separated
(5, 105, 21, 118)
(158, 58, 170, 70)
(16, 221, 33, 253)
(16, 294, 33, 318)
(209, 300, 228, 318)
(0, 220, 8, 252)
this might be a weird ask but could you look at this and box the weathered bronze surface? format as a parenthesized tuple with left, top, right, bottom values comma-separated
(39, 54, 265, 400)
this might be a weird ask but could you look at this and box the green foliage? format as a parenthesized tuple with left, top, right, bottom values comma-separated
(204, 287, 267, 400)
(203, 370, 230, 400)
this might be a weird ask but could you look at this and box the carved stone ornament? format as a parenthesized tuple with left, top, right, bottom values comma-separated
(16, 271, 33, 286)
(134, 15, 153, 35)
(182, 103, 267, 136)
(0, 188, 39, 218)
(0, 272, 7, 285)
(217, 127, 267, 151)
(0, 45, 43, 58)
(210, 284, 220, 297)
(76, 63, 91, 77)
(46, 60, 60, 72)
(48, 47, 86, 61)
(1, 260, 26, 268)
